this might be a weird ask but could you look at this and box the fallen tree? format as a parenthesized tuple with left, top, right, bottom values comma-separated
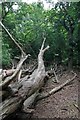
(1, 38, 50, 119)
(0, 21, 77, 120)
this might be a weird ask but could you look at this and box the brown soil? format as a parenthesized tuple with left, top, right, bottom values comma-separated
(32, 70, 80, 119)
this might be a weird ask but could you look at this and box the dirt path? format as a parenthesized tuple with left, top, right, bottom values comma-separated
(32, 71, 79, 118)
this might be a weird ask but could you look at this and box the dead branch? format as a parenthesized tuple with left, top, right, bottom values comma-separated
(52, 68, 59, 83)
(1, 39, 49, 119)
(2, 69, 15, 80)
(18, 70, 22, 81)
(40, 37, 46, 51)
(46, 66, 66, 81)
(18, 38, 50, 100)
(0, 21, 25, 55)
(0, 97, 22, 119)
(73, 103, 80, 112)
(1, 65, 36, 80)
(37, 71, 77, 100)
(0, 54, 30, 89)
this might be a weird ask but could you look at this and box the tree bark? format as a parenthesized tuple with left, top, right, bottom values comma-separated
(0, 54, 30, 89)
(1, 39, 49, 119)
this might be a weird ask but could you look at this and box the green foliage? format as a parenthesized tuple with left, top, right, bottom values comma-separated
(2, 43, 11, 67)
(1, 1, 80, 68)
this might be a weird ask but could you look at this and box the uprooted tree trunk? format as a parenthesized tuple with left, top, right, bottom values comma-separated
(0, 38, 50, 120)
(0, 39, 77, 120)
(0, 21, 77, 120)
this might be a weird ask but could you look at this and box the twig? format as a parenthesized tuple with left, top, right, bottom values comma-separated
(73, 103, 80, 112)
(53, 68, 59, 83)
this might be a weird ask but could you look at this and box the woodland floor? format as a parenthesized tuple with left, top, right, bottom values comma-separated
(4, 70, 80, 120)
(32, 70, 80, 119)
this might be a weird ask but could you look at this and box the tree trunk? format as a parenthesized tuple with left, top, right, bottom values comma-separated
(0, 39, 49, 120)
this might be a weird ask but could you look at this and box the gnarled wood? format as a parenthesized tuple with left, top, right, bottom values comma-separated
(18, 39, 49, 99)
(1, 39, 49, 119)
(0, 54, 30, 89)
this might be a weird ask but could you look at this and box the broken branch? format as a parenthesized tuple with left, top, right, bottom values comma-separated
(0, 21, 25, 55)
(37, 71, 77, 100)
(53, 68, 59, 83)
(0, 54, 30, 89)
(73, 103, 80, 112)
